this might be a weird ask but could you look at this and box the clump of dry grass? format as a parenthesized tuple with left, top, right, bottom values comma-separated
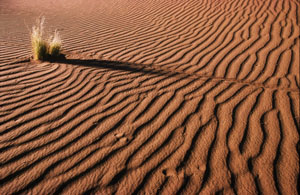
(49, 30, 62, 57)
(31, 17, 48, 60)
(31, 16, 62, 60)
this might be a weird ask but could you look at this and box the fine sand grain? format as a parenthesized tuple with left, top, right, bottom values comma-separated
(0, 0, 299, 194)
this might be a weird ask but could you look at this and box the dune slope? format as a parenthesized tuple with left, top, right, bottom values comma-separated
(0, 0, 299, 194)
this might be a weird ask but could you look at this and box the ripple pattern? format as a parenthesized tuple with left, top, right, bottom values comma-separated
(0, 0, 299, 194)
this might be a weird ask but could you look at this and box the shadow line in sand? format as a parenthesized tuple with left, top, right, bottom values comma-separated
(48, 58, 300, 92)
(51, 58, 172, 76)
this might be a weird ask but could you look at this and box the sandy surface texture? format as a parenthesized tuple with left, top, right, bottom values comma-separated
(0, 0, 299, 194)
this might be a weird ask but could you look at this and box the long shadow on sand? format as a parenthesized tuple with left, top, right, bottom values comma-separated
(50, 57, 173, 76)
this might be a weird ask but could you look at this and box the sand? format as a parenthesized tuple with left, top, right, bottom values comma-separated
(0, 0, 299, 194)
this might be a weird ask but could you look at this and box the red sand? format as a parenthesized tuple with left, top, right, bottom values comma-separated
(0, 0, 299, 194)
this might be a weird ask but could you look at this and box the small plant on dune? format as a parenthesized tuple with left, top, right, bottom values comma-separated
(30, 16, 62, 60)
(31, 16, 48, 60)
(49, 30, 62, 57)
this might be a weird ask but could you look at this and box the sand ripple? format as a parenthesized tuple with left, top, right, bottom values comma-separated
(0, 0, 299, 194)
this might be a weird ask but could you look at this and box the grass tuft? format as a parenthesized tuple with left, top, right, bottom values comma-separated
(31, 16, 62, 61)
(31, 17, 48, 60)
(49, 30, 62, 57)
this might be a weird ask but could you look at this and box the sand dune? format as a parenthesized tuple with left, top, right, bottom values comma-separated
(0, 0, 299, 194)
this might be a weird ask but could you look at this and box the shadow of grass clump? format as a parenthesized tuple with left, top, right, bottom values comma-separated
(49, 57, 178, 77)
(31, 17, 62, 61)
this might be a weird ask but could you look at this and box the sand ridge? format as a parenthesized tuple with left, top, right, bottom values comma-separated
(0, 0, 299, 194)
